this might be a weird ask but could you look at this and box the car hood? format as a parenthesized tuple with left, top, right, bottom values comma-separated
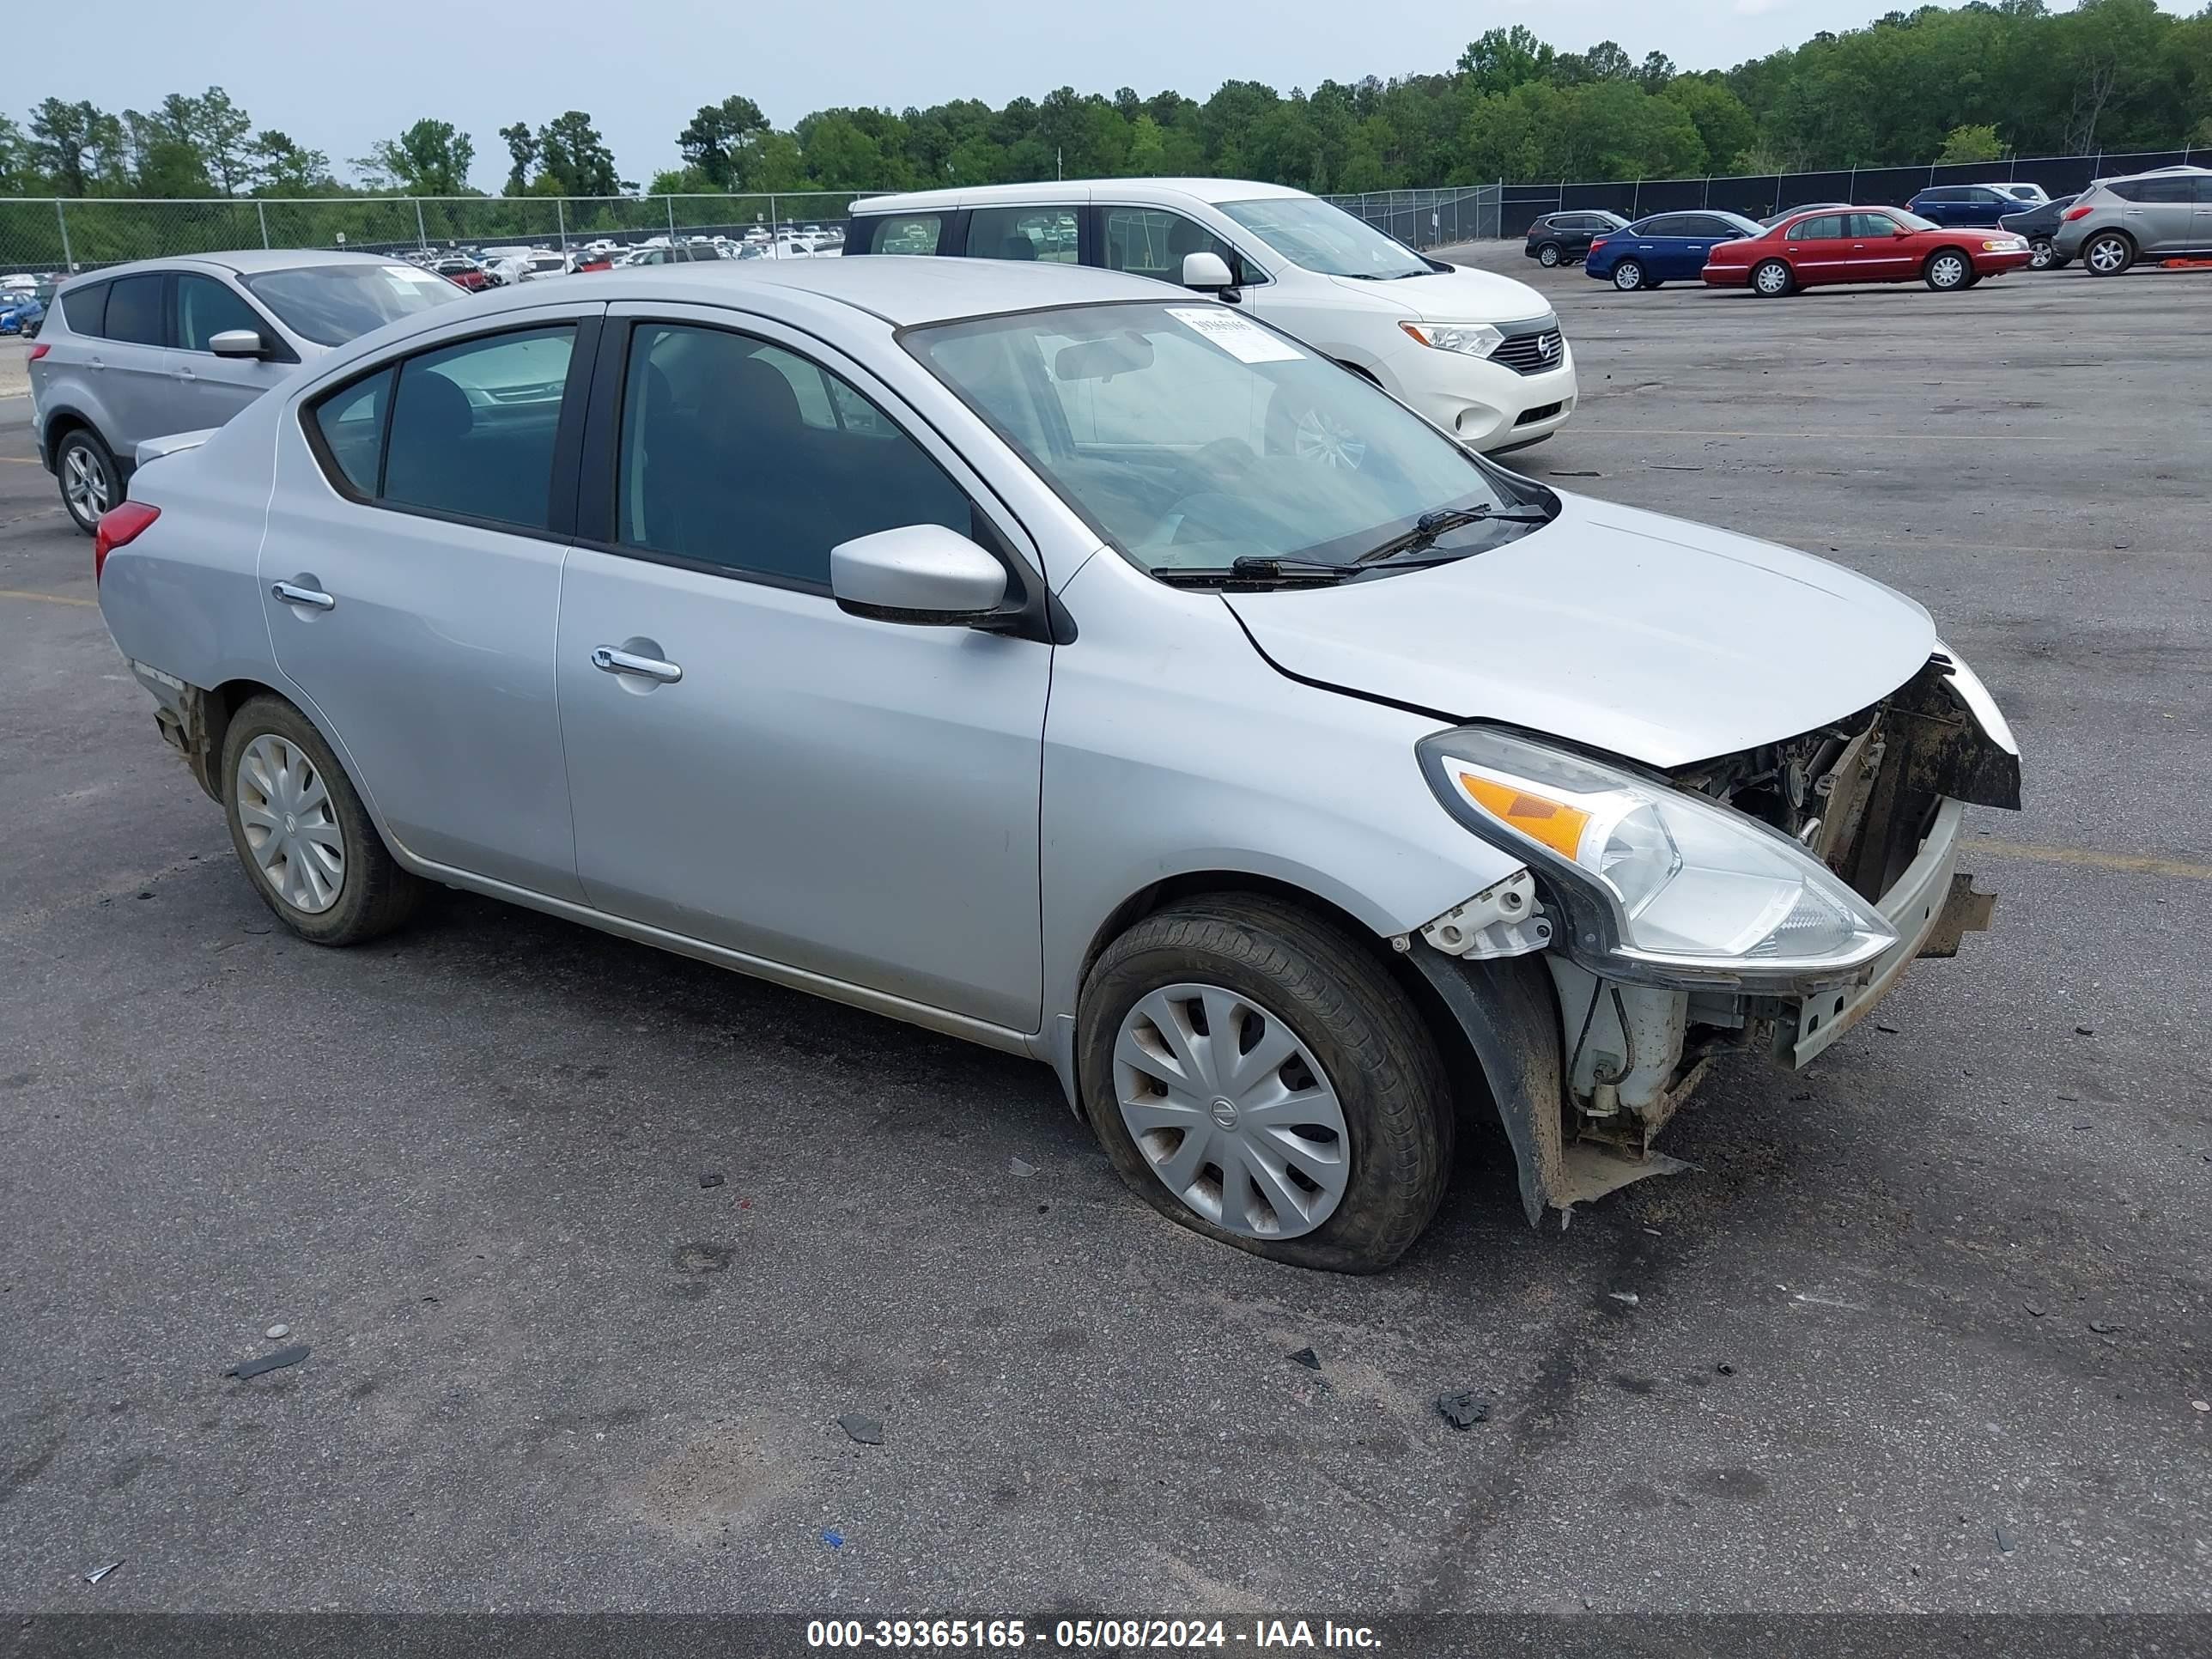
(1323, 263, 1553, 324)
(1223, 492, 1938, 768)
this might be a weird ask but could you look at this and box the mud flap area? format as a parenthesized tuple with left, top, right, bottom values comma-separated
(1407, 950, 1684, 1225)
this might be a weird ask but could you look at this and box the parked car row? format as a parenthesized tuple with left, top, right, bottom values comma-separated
(1543, 164, 2208, 298)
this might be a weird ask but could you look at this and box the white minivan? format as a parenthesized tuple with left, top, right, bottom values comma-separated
(846, 179, 1577, 453)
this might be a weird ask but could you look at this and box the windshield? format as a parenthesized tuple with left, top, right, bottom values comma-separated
(1893, 210, 1938, 231)
(1216, 197, 1431, 280)
(241, 263, 463, 347)
(907, 301, 1537, 578)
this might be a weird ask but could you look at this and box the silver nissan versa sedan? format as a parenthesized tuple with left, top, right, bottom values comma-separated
(91, 258, 2019, 1272)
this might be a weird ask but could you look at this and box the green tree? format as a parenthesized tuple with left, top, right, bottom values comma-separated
(800, 114, 884, 189)
(1662, 77, 1759, 173)
(678, 94, 770, 190)
(251, 131, 334, 194)
(1936, 122, 2006, 162)
(191, 87, 257, 195)
(354, 118, 476, 194)
(537, 111, 629, 197)
(497, 121, 538, 194)
(1458, 26, 1554, 97)
(29, 97, 124, 195)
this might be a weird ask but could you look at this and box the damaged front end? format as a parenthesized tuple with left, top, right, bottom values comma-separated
(1406, 648, 2018, 1224)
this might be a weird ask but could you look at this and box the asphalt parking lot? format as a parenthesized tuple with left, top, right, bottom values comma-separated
(1, 257, 2208, 1619)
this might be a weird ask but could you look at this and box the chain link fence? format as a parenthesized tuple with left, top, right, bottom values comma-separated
(1, 143, 2199, 275)
(0, 191, 865, 276)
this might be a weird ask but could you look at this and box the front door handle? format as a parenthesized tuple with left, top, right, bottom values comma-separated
(271, 580, 335, 611)
(591, 645, 682, 684)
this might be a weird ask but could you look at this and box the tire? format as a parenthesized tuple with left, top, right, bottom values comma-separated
(1750, 258, 1794, 297)
(1611, 258, 1646, 292)
(1536, 243, 1563, 268)
(1077, 895, 1454, 1274)
(219, 695, 427, 946)
(2082, 230, 2133, 277)
(1264, 384, 1370, 471)
(54, 427, 119, 536)
(2027, 236, 2057, 271)
(1924, 248, 1972, 291)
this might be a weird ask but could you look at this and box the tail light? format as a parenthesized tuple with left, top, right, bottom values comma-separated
(93, 501, 159, 584)
(2062, 204, 2094, 222)
(1589, 238, 1609, 252)
(27, 343, 48, 360)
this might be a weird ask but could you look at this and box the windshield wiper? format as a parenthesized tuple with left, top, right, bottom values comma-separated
(1355, 502, 1552, 565)
(1152, 550, 1480, 587)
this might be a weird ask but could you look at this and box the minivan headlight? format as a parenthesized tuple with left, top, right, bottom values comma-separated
(1417, 727, 1896, 983)
(1400, 321, 1504, 357)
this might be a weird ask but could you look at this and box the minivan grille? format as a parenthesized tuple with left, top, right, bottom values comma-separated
(1491, 329, 1565, 376)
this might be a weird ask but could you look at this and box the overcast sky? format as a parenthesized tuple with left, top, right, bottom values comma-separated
(3, 0, 2180, 192)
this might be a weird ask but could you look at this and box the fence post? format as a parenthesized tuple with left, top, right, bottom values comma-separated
(769, 193, 778, 239)
(1848, 166, 1856, 204)
(556, 197, 568, 252)
(1632, 178, 1641, 218)
(666, 195, 677, 238)
(257, 199, 270, 249)
(414, 198, 427, 249)
(1702, 175, 1711, 209)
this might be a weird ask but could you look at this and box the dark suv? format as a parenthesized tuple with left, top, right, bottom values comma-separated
(1523, 211, 1628, 269)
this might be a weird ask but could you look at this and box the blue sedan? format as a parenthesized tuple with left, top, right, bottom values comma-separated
(1585, 211, 1765, 292)
(0, 290, 44, 335)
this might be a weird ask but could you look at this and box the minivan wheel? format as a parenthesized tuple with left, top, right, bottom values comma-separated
(1751, 258, 1794, 297)
(220, 695, 427, 945)
(1077, 896, 1454, 1274)
(55, 428, 118, 535)
(1924, 249, 1972, 291)
(1611, 258, 1646, 291)
(2083, 231, 2133, 276)
(1536, 243, 1563, 268)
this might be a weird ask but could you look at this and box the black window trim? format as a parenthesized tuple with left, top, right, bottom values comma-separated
(59, 277, 112, 338)
(298, 314, 601, 544)
(100, 270, 172, 349)
(573, 311, 1063, 642)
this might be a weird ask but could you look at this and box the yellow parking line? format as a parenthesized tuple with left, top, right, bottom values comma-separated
(1974, 838, 2212, 881)
(1575, 427, 2075, 443)
(0, 586, 94, 608)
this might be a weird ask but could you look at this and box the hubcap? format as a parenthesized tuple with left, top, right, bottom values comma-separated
(235, 733, 345, 914)
(1934, 255, 1966, 287)
(1539, 246, 1559, 266)
(63, 447, 109, 521)
(1615, 264, 1641, 290)
(1112, 982, 1351, 1240)
(1756, 264, 1787, 294)
(1291, 406, 1367, 471)
(2030, 240, 2053, 270)
(2089, 240, 2123, 272)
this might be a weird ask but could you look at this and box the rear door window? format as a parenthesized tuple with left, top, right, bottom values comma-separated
(1789, 216, 1846, 241)
(103, 275, 167, 346)
(966, 206, 1081, 264)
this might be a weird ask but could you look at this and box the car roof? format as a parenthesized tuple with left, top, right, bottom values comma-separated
(854, 177, 1310, 215)
(56, 247, 416, 291)
(458, 255, 1176, 330)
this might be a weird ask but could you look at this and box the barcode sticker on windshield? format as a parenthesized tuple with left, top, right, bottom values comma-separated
(1167, 307, 1305, 364)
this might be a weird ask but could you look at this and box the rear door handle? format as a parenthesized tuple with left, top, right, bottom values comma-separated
(271, 580, 334, 611)
(88, 356, 105, 371)
(591, 646, 682, 684)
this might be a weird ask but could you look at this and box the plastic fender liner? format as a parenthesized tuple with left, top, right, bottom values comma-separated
(1405, 949, 1564, 1226)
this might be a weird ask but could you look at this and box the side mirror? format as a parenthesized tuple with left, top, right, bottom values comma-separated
(209, 329, 269, 359)
(1893, 227, 1912, 238)
(1181, 251, 1235, 293)
(830, 524, 1009, 627)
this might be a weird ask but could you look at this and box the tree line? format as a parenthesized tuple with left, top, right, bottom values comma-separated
(3, 1, 2209, 206)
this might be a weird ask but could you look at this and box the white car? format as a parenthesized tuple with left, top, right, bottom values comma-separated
(848, 179, 1576, 453)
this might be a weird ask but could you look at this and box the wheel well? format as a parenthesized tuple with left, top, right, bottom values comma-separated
(1925, 244, 1971, 269)
(195, 677, 289, 802)
(42, 411, 91, 472)
(2087, 227, 2135, 249)
(1077, 872, 1478, 1114)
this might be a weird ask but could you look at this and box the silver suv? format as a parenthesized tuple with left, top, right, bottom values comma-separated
(2052, 165, 2212, 276)
(29, 250, 463, 532)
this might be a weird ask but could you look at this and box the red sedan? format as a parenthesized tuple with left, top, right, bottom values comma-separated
(1703, 207, 2033, 296)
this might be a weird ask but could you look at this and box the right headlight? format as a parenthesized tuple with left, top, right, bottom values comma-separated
(1417, 727, 1897, 986)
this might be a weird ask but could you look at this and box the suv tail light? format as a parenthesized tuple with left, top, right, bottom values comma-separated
(27, 342, 48, 360)
(2061, 204, 2094, 222)
(93, 501, 159, 584)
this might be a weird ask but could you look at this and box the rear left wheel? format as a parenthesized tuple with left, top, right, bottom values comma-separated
(55, 428, 118, 535)
(1077, 896, 1454, 1274)
(220, 696, 427, 946)
(1536, 243, 1563, 268)
(2083, 231, 2133, 276)
(2027, 236, 2057, 271)
(1611, 259, 1647, 292)
(1751, 258, 1794, 297)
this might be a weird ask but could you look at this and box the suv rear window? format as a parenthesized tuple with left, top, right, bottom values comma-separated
(859, 213, 944, 256)
(103, 275, 167, 346)
(58, 281, 109, 337)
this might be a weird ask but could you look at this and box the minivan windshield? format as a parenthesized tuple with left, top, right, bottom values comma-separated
(240, 262, 463, 347)
(1216, 197, 1432, 280)
(908, 301, 1544, 579)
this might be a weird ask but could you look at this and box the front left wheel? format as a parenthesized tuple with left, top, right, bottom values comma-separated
(1077, 896, 1454, 1274)
(220, 695, 428, 945)
(1925, 248, 1972, 291)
